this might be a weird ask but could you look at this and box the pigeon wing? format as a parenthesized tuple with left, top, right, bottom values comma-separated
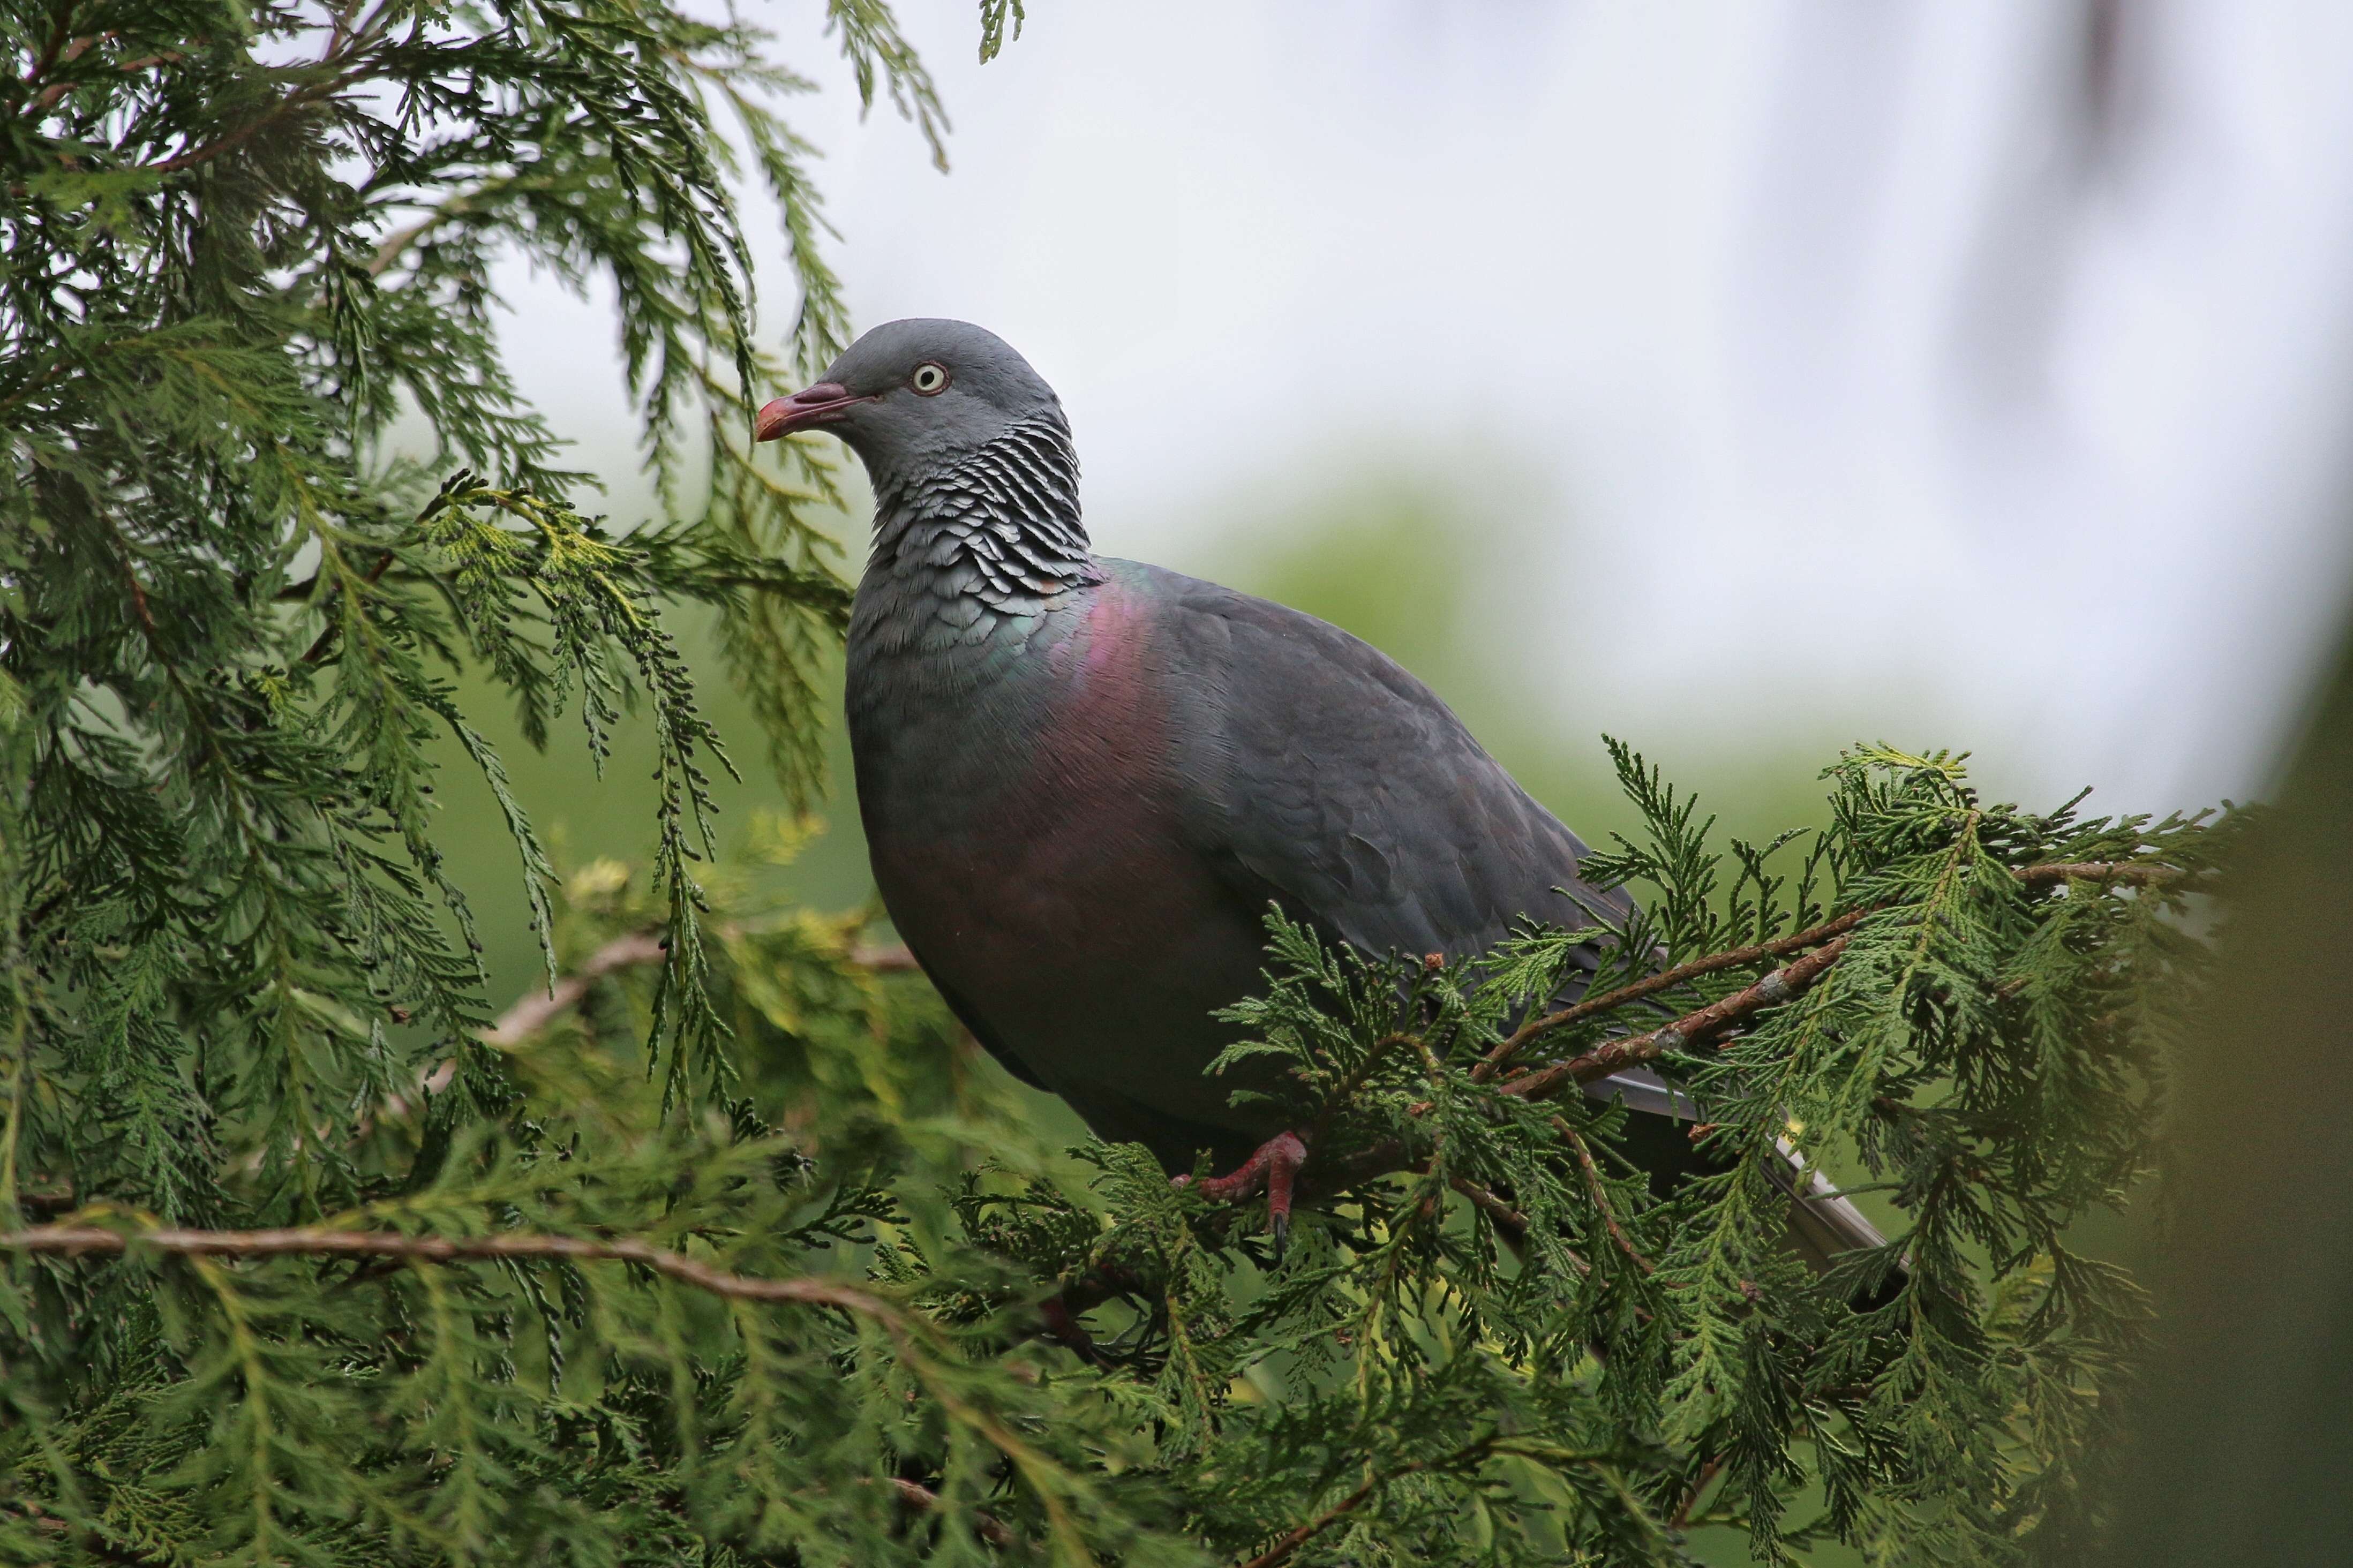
(1154, 568, 1632, 966)
(1151, 568, 1890, 1263)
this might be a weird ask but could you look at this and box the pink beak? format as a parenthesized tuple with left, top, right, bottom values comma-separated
(754, 382, 874, 441)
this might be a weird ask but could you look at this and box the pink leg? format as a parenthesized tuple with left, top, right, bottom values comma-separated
(1177, 1130, 1309, 1259)
(1039, 1293, 1102, 1363)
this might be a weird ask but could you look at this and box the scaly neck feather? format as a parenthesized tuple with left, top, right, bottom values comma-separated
(869, 411, 1101, 615)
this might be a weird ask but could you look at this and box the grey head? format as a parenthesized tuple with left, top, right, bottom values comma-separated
(754, 319, 1070, 503)
(758, 319, 1096, 605)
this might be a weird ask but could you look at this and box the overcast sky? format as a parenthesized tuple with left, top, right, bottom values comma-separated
(499, 0, 2353, 813)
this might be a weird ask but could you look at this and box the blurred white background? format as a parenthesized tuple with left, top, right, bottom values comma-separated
(500, 0, 2353, 812)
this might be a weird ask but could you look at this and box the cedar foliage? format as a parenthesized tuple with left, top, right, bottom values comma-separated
(0, 5, 2234, 1564)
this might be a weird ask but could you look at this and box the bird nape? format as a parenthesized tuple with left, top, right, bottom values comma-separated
(756, 317, 1880, 1268)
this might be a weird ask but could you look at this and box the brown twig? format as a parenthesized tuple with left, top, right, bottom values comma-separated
(148, 59, 378, 174)
(404, 933, 915, 1095)
(1234, 1439, 1496, 1568)
(1492, 860, 2176, 1100)
(1670, 1454, 1726, 1532)
(367, 215, 440, 277)
(1500, 933, 1854, 1105)
(376, 932, 915, 1110)
(479, 931, 915, 1049)
(1473, 909, 1868, 1084)
(20, 17, 77, 94)
(1472, 860, 2175, 1087)
(298, 548, 397, 664)
(6, 1186, 76, 1220)
(28, 46, 181, 112)
(481, 931, 670, 1047)
(364, 175, 546, 277)
(2013, 861, 2181, 887)
(1446, 1175, 1530, 1245)
(885, 1477, 1015, 1549)
(0, 1223, 905, 1318)
(1552, 1117, 1655, 1275)
(1234, 1479, 1386, 1568)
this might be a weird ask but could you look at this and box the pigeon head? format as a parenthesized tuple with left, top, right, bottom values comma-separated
(754, 319, 1066, 496)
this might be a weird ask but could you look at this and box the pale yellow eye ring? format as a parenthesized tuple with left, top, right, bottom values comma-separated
(910, 362, 950, 395)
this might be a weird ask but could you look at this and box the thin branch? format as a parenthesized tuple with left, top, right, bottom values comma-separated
(23, 38, 184, 114)
(21, 16, 77, 91)
(147, 58, 378, 174)
(1502, 933, 1854, 1105)
(1474, 860, 2174, 1084)
(482, 931, 669, 1047)
(1670, 1454, 1726, 1532)
(1447, 1175, 1529, 1245)
(1474, 908, 1867, 1084)
(0, 1223, 905, 1319)
(364, 176, 538, 276)
(365, 215, 440, 277)
(1552, 1117, 1655, 1275)
(482, 930, 915, 1048)
(298, 548, 396, 664)
(1234, 1438, 1497, 1568)
(1234, 1477, 1386, 1568)
(885, 1477, 1014, 1549)
(378, 931, 920, 1105)
(2013, 861, 2182, 886)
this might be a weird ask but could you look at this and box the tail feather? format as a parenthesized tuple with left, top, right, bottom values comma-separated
(1763, 1134, 1888, 1268)
(1588, 1068, 1893, 1279)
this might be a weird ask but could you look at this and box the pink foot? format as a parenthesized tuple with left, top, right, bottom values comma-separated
(1176, 1130, 1309, 1260)
(1039, 1293, 1102, 1363)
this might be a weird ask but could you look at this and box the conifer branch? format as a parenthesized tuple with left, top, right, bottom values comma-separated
(147, 58, 381, 174)
(480, 929, 917, 1050)
(885, 1477, 1014, 1548)
(0, 1223, 907, 1320)
(1472, 909, 1869, 1083)
(1501, 932, 1856, 1105)
(1552, 1117, 1656, 1274)
(0, 1, 2231, 1552)
(1670, 1456, 1726, 1532)
(1474, 858, 2176, 1084)
(1234, 1438, 1501, 1568)
(1446, 1174, 1531, 1248)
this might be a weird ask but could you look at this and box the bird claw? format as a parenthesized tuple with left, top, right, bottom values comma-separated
(1178, 1130, 1307, 1262)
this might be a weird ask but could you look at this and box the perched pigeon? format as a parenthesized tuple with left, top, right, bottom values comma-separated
(757, 319, 1877, 1264)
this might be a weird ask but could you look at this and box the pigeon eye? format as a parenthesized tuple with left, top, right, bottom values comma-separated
(909, 362, 950, 395)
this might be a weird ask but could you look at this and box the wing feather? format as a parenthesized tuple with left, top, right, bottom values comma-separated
(1154, 568, 1632, 965)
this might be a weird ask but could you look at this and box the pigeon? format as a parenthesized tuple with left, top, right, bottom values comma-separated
(756, 319, 1878, 1265)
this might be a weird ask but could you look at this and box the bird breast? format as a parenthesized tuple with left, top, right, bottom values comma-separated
(847, 577, 1273, 1134)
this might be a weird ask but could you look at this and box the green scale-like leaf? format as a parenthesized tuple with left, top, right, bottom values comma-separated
(0, 4, 2242, 1563)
